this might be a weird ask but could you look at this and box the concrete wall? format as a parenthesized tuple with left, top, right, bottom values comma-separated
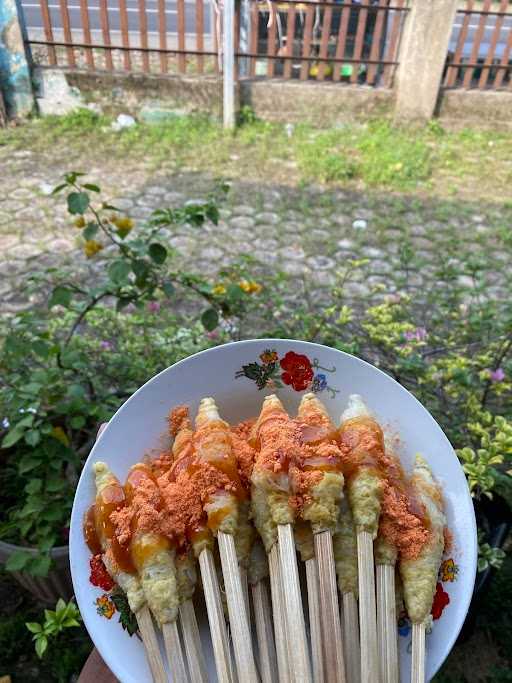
(240, 80, 394, 126)
(437, 89, 512, 131)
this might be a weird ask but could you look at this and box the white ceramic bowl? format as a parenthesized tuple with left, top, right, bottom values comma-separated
(70, 339, 477, 682)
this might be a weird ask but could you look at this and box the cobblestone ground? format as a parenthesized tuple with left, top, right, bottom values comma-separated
(1, 138, 511, 316)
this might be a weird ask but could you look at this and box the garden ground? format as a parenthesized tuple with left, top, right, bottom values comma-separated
(0, 111, 511, 681)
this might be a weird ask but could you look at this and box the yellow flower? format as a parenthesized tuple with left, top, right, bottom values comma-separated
(96, 595, 116, 619)
(212, 284, 227, 296)
(51, 426, 70, 446)
(113, 216, 134, 237)
(440, 558, 458, 582)
(239, 280, 262, 295)
(74, 216, 86, 229)
(84, 240, 104, 258)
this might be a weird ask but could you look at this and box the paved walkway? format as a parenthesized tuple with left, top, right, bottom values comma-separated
(1, 143, 510, 315)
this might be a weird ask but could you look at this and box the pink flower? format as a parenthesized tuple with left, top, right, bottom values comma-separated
(488, 368, 505, 383)
(147, 301, 161, 313)
(404, 327, 427, 342)
(100, 340, 113, 351)
(206, 330, 219, 340)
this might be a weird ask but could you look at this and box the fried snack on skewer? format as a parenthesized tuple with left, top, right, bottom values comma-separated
(194, 397, 259, 683)
(118, 462, 187, 682)
(338, 394, 386, 683)
(160, 406, 233, 683)
(297, 393, 345, 683)
(399, 456, 446, 683)
(251, 394, 312, 683)
(92, 462, 166, 683)
(333, 498, 360, 683)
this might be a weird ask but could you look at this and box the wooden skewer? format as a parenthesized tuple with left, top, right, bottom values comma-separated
(252, 578, 278, 683)
(278, 523, 312, 683)
(356, 530, 378, 683)
(314, 531, 346, 683)
(198, 547, 235, 683)
(268, 544, 292, 683)
(135, 605, 168, 683)
(305, 558, 325, 683)
(341, 592, 360, 683)
(411, 622, 426, 683)
(218, 531, 259, 683)
(240, 566, 250, 618)
(179, 598, 209, 683)
(162, 621, 188, 683)
(376, 563, 399, 683)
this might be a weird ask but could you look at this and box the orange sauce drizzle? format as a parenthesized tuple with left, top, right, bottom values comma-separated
(95, 482, 136, 574)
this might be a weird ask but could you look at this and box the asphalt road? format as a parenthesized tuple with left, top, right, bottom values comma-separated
(21, 0, 213, 36)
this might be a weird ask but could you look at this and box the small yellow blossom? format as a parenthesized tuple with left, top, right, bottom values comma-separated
(239, 280, 263, 294)
(212, 284, 227, 296)
(96, 595, 116, 619)
(52, 426, 70, 446)
(113, 216, 134, 237)
(84, 240, 104, 258)
(74, 216, 86, 229)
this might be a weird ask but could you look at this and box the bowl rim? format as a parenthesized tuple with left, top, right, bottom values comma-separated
(70, 338, 477, 681)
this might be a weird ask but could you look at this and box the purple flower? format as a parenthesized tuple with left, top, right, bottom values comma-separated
(312, 373, 328, 393)
(100, 340, 113, 351)
(147, 301, 161, 313)
(404, 327, 427, 342)
(488, 368, 505, 383)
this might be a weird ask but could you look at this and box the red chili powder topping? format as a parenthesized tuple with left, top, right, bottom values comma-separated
(231, 419, 256, 491)
(255, 409, 303, 474)
(89, 554, 115, 591)
(337, 416, 387, 476)
(169, 406, 191, 437)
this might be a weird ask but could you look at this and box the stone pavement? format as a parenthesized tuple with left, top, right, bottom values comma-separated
(1, 143, 510, 315)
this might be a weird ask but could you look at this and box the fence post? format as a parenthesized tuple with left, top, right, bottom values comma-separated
(0, 0, 34, 118)
(394, 0, 457, 123)
(223, 0, 236, 128)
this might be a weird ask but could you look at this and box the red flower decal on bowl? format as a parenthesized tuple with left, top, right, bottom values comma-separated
(431, 582, 450, 620)
(280, 351, 314, 391)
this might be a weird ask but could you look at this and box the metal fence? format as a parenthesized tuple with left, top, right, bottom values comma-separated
(444, 0, 512, 89)
(21, 0, 409, 84)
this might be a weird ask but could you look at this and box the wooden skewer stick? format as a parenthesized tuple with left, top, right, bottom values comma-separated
(305, 558, 325, 683)
(357, 530, 379, 683)
(198, 547, 235, 683)
(135, 605, 168, 683)
(162, 621, 188, 683)
(341, 592, 360, 683)
(278, 523, 313, 683)
(179, 598, 209, 683)
(376, 564, 399, 683)
(269, 544, 291, 683)
(252, 578, 278, 683)
(315, 531, 346, 683)
(411, 622, 426, 683)
(218, 531, 259, 683)
(240, 566, 250, 617)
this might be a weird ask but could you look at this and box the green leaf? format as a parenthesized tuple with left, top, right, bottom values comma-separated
(25, 429, 41, 447)
(55, 598, 66, 613)
(201, 308, 219, 331)
(149, 243, 167, 265)
(2, 427, 24, 449)
(63, 617, 80, 627)
(83, 222, 99, 241)
(132, 259, 148, 280)
(67, 191, 90, 215)
(35, 635, 48, 658)
(83, 183, 100, 193)
(26, 622, 43, 634)
(16, 414, 35, 429)
(48, 286, 72, 308)
(5, 550, 32, 572)
(29, 555, 52, 577)
(108, 260, 132, 285)
(25, 478, 43, 494)
(102, 203, 120, 212)
(51, 183, 68, 195)
(70, 415, 86, 429)
(46, 475, 65, 492)
(19, 454, 42, 474)
(32, 340, 51, 358)
(162, 282, 175, 297)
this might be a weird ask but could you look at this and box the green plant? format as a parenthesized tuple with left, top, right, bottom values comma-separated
(26, 598, 81, 658)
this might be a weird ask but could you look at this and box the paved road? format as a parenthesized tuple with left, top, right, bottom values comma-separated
(21, 0, 213, 36)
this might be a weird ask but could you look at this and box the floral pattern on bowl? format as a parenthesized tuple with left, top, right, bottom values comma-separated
(235, 348, 340, 397)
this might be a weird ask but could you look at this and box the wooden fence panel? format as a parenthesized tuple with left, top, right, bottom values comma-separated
(196, 0, 205, 73)
(99, 0, 113, 70)
(367, 0, 387, 85)
(118, 0, 131, 70)
(495, 23, 512, 88)
(351, 1, 368, 83)
(58, 0, 75, 66)
(267, 2, 277, 77)
(138, 0, 150, 72)
(318, 5, 333, 81)
(39, 0, 57, 65)
(283, 4, 296, 78)
(382, 0, 405, 87)
(249, 0, 258, 75)
(300, 5, 315, 80)
(178, 0, 186, 72)
(158, 0, 168, 72)
(478, 0, 508, 88)
(332, 0, 352, 82)
(445, 0, 474, 87)
(462, 0, 493, 88)
(79, 0, 94, 69)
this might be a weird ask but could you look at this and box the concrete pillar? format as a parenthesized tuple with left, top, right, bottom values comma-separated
(394, 0, 457, 124)
(0, 0, 34, 119)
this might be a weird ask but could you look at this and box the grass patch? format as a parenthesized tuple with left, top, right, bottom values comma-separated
(1, 108, 511, 200)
